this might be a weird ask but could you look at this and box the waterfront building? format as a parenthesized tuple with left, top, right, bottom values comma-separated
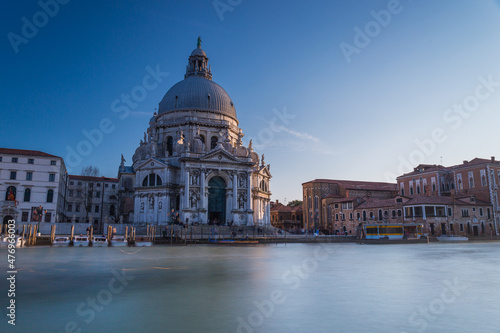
(397, 157, 500, 234)
(270, 200, 303, 232)
(302, 179, 397, 233)
(0, 148, 68, 225)
(118, 40, 272, 225)
(65, 175, 119, 231)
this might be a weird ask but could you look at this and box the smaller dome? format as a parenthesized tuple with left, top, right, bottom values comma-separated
(191, 47, 207, 57)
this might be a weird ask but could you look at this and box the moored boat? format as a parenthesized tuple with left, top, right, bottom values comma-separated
(110, 236, 128, 247)
(52, 236, 70, 247)
(73, 235, 90, 247)
(437, 235, 469, 242)
(1, 236, 25, 248)
(92, 236, 109, 247)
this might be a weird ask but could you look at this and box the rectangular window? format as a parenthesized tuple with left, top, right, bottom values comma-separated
(105, 184, 109, 188)
(450, 224, 454, 232)
(69, 190, 74, 197)
(0, 157, 2, 162)
(28, 158, 34, 164)
(45, 213, 51, 222)
(50, 160, 56, 166)
(10, 171, 17, 180)
(448, 208, 452, 216)
(97, 183, 101, 187)
(26, 172, 33, 181)
(95, 205, 100, 213)
(77, 190, 82, 197)
(334, 204, 339, 209)
(459, 224, 464, 232)
(112, 184, 115, 189)
(335, 214, 339, 220)
(12, 157, 18, 163)
(75, 204, 80, 212)
(68, 204, 72, 212)
(78, 182, 82, 186)
(436, 207, 446, 217)
(22, 212, 29, 222)
(404, 207, 413, 217)
(49, 173, 55, 182)
(96, 191, 101, 198)
(414, 207, 423, 217)
(70, 181, 74, 186)
(479, 208, 483, 216)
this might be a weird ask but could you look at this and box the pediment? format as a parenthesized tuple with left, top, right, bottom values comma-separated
(200, 149, 240, 163)
(258, 165, 272, 178)
(135, 158, 168, 170)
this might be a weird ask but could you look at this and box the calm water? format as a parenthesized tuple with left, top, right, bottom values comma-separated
(1, 242, 500, 333)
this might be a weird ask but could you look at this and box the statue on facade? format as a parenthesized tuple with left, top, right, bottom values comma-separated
(261, 154, 265, 166)
(120, 154, 126, 167)
(149, 195, 155, 209)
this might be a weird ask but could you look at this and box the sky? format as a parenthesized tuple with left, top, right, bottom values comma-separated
(2, 0, 500, 203)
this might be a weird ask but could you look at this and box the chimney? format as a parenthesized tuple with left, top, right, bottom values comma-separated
(276, 199, 280, 205)
(491, 156, 495, 163)
(463, 160, 468, 164)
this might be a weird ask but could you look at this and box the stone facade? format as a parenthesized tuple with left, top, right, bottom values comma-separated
(0, 148, 68, 225)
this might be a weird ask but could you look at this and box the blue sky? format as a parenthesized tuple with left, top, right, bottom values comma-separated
(2, 0, 500, 202)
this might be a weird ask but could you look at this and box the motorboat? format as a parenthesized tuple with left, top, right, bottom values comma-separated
(52, 236, 70, 247)
(73, 235, 90, 247)
(110, 236, 128, 247)
(437, 235, 469, 242)
(92, 236, 108, 247)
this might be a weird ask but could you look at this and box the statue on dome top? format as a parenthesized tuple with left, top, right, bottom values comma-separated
(197, 36, 202, 48)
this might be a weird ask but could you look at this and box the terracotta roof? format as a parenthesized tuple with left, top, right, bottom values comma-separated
(0, 147, 60, 158)
(451, 158, 500, 169)
(69, 175, 118, 182)
(398, 164, 449, 178)
(303, 179, 396, 191)
(271, 203, 303, 212)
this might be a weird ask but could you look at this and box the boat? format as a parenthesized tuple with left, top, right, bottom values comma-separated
(92, 236, 109, 247)
(110, 236, 128, 247)
(360, 223, 425, 244)
(1, 236, 25, 248)
(437, 235, 469, 242)
(73, 235, 90, 247)
(134, 237, 152, 247)
(52, 236, 70, 247)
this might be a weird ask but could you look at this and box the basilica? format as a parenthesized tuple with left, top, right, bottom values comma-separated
(118, 40, 272, 226)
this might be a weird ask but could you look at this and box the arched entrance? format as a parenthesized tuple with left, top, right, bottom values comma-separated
(208, 176, 226, 225)
(3, 215, 13, 224)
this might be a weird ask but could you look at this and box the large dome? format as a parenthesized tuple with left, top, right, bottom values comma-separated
(157, 45, 237, 121)
(158, 76, 236, 119)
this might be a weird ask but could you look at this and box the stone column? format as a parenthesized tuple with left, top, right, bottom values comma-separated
(233, 172, 238, 211)
(201, 170, 206, 209)
(154, 193, 158, 224)
(134, 194, 139, 223)
(185, 169, 190, 210)
(247, 172, 252, 210)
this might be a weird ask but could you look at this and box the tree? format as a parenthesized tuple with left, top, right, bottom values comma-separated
(81, 165, 100, 177)
(287, 200, 302, 207)
(80, 166, 100, 229)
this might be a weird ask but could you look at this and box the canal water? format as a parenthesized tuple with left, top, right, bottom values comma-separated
(1, 242, 500, 333)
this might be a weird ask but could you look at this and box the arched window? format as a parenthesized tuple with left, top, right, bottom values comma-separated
(392, 210, 396, 218)
(166, 136, 173, 156)
(211, 136, 218, 150)
(362, 211, 367, 221)
(142, 174, 162, 187)
(5, 186, 16, 201)
(378, 209, 383, 221)
(314, 196, 319, 210)
(46, 189, 54, 203)
(200, 135, 205, 145)
(24, 188, 31, 202)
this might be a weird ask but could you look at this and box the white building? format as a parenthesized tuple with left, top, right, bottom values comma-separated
(119, 40, 272, 225)
(65, 175, 119, 232)
(0, 148, 68, 225)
